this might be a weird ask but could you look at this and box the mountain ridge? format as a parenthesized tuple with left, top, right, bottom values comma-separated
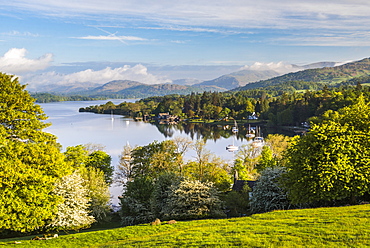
(232, 58, 370, 91)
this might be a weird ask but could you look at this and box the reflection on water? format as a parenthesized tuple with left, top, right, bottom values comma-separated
(152, 122, 268, 142)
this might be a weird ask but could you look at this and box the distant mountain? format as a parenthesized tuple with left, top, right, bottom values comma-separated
(293, 61, 338, 70)
(89, 80, 144, 93)
(193, 61, 340, 90)
(233, 58, 370, 91)
(80, 80, 225, 98)
(172, 78, 201, 86)
(194, 70, 280, 90)
(28, 82, 101, 93)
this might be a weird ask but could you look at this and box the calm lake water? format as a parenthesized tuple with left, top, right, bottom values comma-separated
(39, 99, 254, 204)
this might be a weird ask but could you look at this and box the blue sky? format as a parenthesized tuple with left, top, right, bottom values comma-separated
(1, 0, 370, 89)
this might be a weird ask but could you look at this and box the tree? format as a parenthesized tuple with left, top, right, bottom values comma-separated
(284, 95, 370, 205)
(189, 139, 211, 181)
(162, 179, 225, 220)
(79, 167, 111, 222)
(172, 136, 192, 175)
(150, 172, 182, 219)
(84, 143, 106, 153)
(130, 140, 180, 180)
(264, 134, 291, 162)
(64, 145, 113, 184)
(184, 140, 232, 191)
(233, 144, 259, 180)
(115, 143, 135, 186)
(63, 145, 112, 223)
(256, 146, 276, 172)
(0, 74, 51, 142)
(47, 171, 95, 231)
(64, 145, 88, 168)
(86, 151, 113, 185)
(0, 73, 71, 233)
(119, 176, 155, 226)
(250, 167, 290, 214)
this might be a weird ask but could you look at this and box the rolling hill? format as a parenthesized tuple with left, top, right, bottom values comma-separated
(233, 58, 370, 91)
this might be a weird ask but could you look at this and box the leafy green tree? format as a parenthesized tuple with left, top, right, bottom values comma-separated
(119, 176, 155, 226)
(64, 145, 113, 184)
(234, 144, 259, 180)
(64, 145, 88, 168)
(232, 159, 250, 180)
(256, 146, 276, 172)
(0, 74, 52, 142)
(86, 151, 113, 185)
(130, 140, 180, 180)
(184, 140, 232, 191)
(284, 95, 370, 204)
(150, 172, 182, 219)
(221, 185, 250, 217)
(264, 134, 291, 162)
(63, 145, 112, 222)
(79, 167, 111, 222)
(0, 73, 71, 233)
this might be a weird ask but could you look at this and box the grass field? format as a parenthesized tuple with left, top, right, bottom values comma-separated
(1, 204, 369, 247)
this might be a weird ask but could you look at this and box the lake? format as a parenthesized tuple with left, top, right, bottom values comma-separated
(39, 99, 254, 204)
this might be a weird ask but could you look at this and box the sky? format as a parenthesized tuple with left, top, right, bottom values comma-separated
(1, 0, 370, 89)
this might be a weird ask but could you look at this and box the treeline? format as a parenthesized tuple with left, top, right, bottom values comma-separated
(31, 93, 107, 103)
(80, 83, 370, 127)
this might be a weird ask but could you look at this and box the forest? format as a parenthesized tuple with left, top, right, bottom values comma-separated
(31, 93, 107, 103)
(80, 82, 370, 127)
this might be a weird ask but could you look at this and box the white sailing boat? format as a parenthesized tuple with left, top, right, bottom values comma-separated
(232, 120, 238, 133)
(227, 120, 239, 152)
(246, 124, 255, 139)
(252, 126, 264, 147)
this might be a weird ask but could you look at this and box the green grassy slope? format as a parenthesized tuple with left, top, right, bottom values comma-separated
(2, 204, 369, 247)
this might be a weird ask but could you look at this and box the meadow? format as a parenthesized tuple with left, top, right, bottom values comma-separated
(1, 204, 369, 247)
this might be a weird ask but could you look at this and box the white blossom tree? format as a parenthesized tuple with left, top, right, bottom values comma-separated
(250, 167, 290, 214)
(48, 171, 95, 231)
(163, 179, 225, 220)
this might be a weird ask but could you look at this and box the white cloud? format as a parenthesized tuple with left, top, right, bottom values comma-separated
(75, 35, 147, 41)
(4, 1, 370, 30)
(21, 64, 172, 89)
(0, 48, 53, 74)
(2, 30, 40, 37)
(240, 61, 298, 74)
(4, 1, 370, 48)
